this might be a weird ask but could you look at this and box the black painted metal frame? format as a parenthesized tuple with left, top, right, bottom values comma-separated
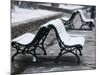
(11, 26, 50, 63)
(61, 10, 95, 30)
(77, 10, 95, 30)
(60, 11, 79, 29)
(48, 24, 83, 64)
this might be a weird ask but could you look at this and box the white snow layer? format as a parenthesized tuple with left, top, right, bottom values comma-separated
(42, 19, 85, 46)
(59, 4, 84, 10)
(12, 33, 35, 45)
(11, 6, 61, 26)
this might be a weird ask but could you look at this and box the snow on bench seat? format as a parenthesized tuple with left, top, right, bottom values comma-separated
(61, 34, 85, 46)
(43, 19, 85, 46)
(12, 33, 35, 45)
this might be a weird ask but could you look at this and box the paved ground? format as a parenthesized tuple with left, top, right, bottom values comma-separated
(11, 27, 96, 74)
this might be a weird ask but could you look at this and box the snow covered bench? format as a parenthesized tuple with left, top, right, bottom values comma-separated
(12, 18, 85, 64)
(60, 9, 95, 30)
(60, 10, 78, 29)
(44, 19, 85, 63)
(11, 26, 50, 63)
(75, 9, 95, 30)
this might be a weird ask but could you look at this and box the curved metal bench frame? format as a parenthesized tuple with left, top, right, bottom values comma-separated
(61, 10, 95, 30)
(11, 26, 50, 63)
(47, 22, 84, 64)
(12, 19, 85, 64)
(76, 10, 95, 30)
(60, 11, 78, 29)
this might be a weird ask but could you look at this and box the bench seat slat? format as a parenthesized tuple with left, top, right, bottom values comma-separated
(12, 33, 35, 45)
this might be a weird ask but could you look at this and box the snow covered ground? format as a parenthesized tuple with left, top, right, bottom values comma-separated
(59, 4, 84, 10)
(39, 3, 52, 6)
(11, 6, 61, 26)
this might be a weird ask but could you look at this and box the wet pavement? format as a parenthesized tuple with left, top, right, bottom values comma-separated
(11, 28, 96, 74)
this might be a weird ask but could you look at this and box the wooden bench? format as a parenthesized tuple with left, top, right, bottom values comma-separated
(44, 19, 85, 64)
(11, 25, 50, 63)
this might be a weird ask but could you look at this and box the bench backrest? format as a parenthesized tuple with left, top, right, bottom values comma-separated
(76, 9, 87, 22)
(45, 19, 67, 34)
(69, 10, 79, 21)
(60, 10, 79, 25)
(75, 9, 94, 23)
(44, 19, 70, 44)
(30, 26, 49, 46)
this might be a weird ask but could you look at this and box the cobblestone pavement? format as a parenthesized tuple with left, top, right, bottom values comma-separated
(11, 28, 96, 74)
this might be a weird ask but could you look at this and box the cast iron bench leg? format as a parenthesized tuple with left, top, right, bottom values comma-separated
(55, 48, 81, 64)
(11, 52, 19, 62)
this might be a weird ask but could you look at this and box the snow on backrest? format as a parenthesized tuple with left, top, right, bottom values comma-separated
(76, 9, 86, 20)
(45, 19, 70, 38)
(77, 9, 94, 23)
(41, 23, 48, 28)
